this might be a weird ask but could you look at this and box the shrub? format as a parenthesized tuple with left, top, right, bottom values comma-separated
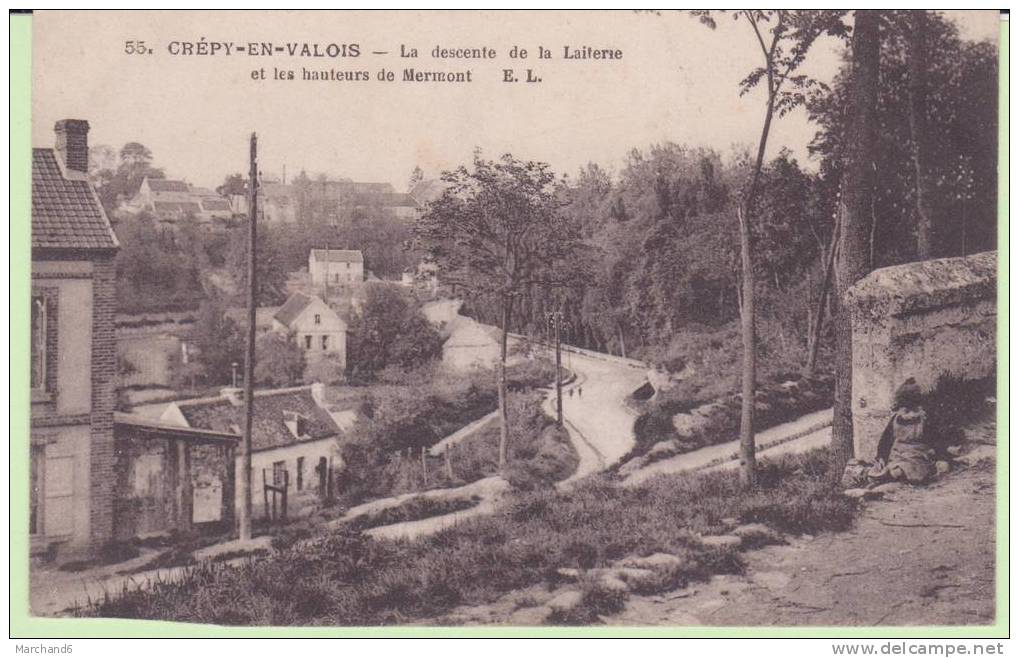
(620, 373, 834, 468)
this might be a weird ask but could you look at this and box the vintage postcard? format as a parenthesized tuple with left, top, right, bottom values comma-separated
(18, 9, 1004, 635)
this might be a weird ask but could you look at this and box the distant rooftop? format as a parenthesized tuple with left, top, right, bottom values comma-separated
(310, 248, 364, 264)
(146, 178, 191, 193)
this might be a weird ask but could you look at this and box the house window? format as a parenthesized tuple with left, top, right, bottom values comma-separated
(304, 335, 312, 350)
(30, 445, 44, 535)
(321, 335, 329, 350)
(345, 262, 351, 269)
(272, 460, 286, 486)
(31, 296, 47, 392)
(314, 314, 321, 325)
(296, 457, 304, 491)
(333, 273, 339, 283)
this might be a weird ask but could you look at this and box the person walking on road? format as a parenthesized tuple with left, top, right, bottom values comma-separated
(577, 385, 583, 399)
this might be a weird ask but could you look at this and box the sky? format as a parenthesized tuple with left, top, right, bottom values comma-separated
(32, 10, 999, 191)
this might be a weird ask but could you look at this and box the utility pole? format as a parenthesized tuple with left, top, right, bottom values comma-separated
(545, 310, 563, 425)
(239, 133, 258, 541)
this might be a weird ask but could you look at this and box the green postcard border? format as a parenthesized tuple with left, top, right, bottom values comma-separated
(8, 11, 1009, 639)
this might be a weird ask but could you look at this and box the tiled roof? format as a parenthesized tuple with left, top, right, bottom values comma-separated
(352, 192, 420, 208)
(153, 200, 203, 215)
(273, 292, 314, 327)
(147, 178, 190, 193)
(175, 386, 340, 452)
(201, 198, 232, 211)
(311, 248, 364, 264)
(32, 149, 118, 250)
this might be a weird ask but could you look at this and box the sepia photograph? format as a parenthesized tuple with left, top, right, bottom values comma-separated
(16, 8, 1003, 635)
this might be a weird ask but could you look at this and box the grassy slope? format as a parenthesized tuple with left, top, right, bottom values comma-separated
(86, 448, 854, 625)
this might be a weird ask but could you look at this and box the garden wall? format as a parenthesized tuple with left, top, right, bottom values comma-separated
(845, 251, 997, 460)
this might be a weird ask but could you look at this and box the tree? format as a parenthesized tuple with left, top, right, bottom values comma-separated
(695, 9, 845, 487)
(94, 142, 166, 214)
(254, 331, 305, 387)
(831, 10, 881, 480)
(346, 282, 442, 377)
(226, 224, 289, 306)
(907, 10, 934, 259)
(415, 153, 582, 466)
(114, 211, 206, 313)
(303, 353, 346, 385)
(408, 165, 424, 192)
(808, 11, 997, 266)
(217, 173, 247, 197)
(188, 298, 245, 386)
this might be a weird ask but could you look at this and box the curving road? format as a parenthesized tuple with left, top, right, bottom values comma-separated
(539, 346, 648, 483)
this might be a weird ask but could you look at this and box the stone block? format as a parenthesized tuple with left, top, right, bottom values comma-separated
(845, 252, 996, 460)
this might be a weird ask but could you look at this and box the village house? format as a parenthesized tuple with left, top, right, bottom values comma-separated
(422, 299, 501, 371)
(125, 177, 233, 224)
(273, 291, 348, 367)
(31, 119, 120, 556)
(309, 248, 365, 288)
(233, 174, 420, 225)
(159, 384, 353, 517)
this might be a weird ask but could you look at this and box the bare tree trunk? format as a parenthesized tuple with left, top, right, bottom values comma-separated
(497, 296, 514, 467)
(804, 211, 841, 375)
(908, 10, 934, 260)
(737, 206, 757, 489)
(832, 10, 881, 481)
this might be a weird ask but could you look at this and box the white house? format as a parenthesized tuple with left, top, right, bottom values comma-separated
(273, 292, 347, 367)
(422, 299, 501, 371)
(159, 384, 349, 518)
(443, 321, 502, 371)
(309, 249, 364, 288)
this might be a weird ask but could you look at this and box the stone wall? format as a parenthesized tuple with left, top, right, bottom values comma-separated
(845, 251, 996, 460)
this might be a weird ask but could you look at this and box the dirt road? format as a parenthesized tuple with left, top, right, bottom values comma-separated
(606, 445, 998, 627)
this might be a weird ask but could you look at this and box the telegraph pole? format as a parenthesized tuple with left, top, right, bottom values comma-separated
(239, 133, 258, 541)
(545, 310, 564, 425)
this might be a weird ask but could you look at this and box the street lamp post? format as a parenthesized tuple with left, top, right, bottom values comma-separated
(545, 310, 564, 425)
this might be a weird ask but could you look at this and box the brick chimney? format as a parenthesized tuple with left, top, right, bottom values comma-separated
(54, 119, 90, 174)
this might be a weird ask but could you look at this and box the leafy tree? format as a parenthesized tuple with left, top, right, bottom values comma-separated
(114, 212, 205, 312)
(809, 11, 997, 264)
(226, 224, 289, 306)
(92, 142, 166, 214)
(695, 9, 846, 487)
(188, 298, 245, 386)
(303, 353, 347, 385)
(346, 283, 442, 378)
(415, 153, 584, 466)
(217, 173, 247, 197)
(254, 331, 305, 387)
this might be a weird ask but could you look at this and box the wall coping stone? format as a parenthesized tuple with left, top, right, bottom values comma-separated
(846, 251, 996, 321)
